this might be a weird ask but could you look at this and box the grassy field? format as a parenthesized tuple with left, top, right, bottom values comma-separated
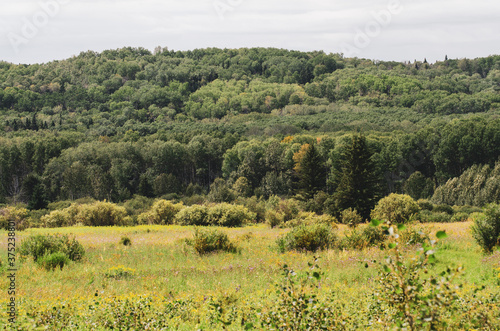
(1, 222, 499, 330)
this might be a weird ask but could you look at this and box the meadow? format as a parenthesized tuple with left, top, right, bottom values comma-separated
(1, 221, 499, 330)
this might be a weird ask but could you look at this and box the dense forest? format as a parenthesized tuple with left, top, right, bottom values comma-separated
(0, 47, 499, 216)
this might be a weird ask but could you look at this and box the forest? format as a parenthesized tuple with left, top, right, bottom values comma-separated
(0, 47, 499, 217)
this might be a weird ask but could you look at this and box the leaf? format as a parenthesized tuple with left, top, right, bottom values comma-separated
(436, 231, 448, 239)
(383, 265, 391, 273)
(365, 263, 369, 268)
(312, 271, 320, 279)
(371, 219, 382, 227)
(397, 224, 406, 231)
(388, 243, 397, 249)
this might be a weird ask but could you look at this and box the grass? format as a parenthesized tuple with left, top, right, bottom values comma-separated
(0, 221, 499, 329)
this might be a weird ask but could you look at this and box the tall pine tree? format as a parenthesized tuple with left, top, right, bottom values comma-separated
(333, 134, 379, 220)
(294, 143, 326, 200)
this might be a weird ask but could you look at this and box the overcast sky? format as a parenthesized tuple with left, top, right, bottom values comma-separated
(0, 0, 499, 64)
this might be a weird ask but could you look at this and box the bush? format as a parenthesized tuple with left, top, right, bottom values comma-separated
(418, 210, 453, 223)
(120, 236, 132, 246)
(265, 210, 285, 228)
(19, 234, 85, 263)
(276, 224, 337, 252)
(371, 194, 420, 224)
(471, 203, 500, 253)
(187, 228, 238, 254)
(0, 206, 31, 231)
(433, 204, 454, 215)
(137, 200, 183, 225)
(417, 199, 434, 211)
(340, 208, 363, 227)
(42, 201, 130, 227)
(207, 203, 256, 227)
(283, 212, 337, 228)
(236, 196, 266, 222)
(38, 252, 70, 271)
(450, 212, 470, 223)
(339, 225, 386, 250)
(175, 205, 210, 226)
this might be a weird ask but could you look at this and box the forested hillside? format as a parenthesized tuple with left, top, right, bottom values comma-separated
(1, 47, 499, 212)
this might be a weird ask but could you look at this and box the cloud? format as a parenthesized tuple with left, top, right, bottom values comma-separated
(0, 0, 498, 64)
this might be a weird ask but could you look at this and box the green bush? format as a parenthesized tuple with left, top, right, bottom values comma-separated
(137, 200, 183, 225)
(265, 210, 285, 228)
(276, 224, 337, 252)
(38, 252, 70, 271)
(471, 203, 500, 253)
(340, 208, 363, 227)
(450, 212, 470, 223)
(418, 210, 453, 223)
(371, 194, 420, 224)
(19, 234, 85, 263)
(207, 203, 256, 227)
(339, 225, 386, 250)
(236, 196, 266, 222)
(0, 206, 31, 231)
(175, 205, 210, 226)
(120, 236, 132, 246)
(283, 211, 337, 228)
(187, 228, 238, 254)
(417, 199, 434, 211)
(42, 201, 130, 227)
(433, 204, 454, 215)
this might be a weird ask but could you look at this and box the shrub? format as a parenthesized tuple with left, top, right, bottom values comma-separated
(276, 224, 337, 252)
(175, 205, 210, 226)
(104, 266, 136, 279)
(265, 210, 285, 228)
(417, 199, 434, 211)
(340, 208, 363, 227)
(339, 225, 386, 250)
(38, 252, 70, 271)
(207, 203, 256, 227)
(137, 200, 183, 225)
(418, 210, 453, 223)
(371, 194, 420, 224)
(19, 234, 84, 263)
(433, 204, 454, 215)
(471, 203, 500, 253)
(450, 212, 470, 223)
(236, 196, 266, 222)
(283, 212, 337, 228)
(187, 228, 238, 254)
(120, 236, 132, 246)
(0, 206, 31, 231)
(42, 201, 130, 227)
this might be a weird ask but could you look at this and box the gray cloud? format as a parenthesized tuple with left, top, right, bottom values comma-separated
(0, 0, 498, 64)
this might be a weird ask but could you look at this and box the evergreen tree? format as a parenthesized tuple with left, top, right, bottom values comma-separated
(333, 134, 379, 220)
(294, 144, 326, 200)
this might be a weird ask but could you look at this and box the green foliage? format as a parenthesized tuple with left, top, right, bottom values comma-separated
(19, 234, 84, 263)
(186, 228, 238, 255)
(276, 224, 337, 252)
(207, 203, 256, 227)
(371, 193, 420, 224)
(119, 236, 132, 246)
(471, 203, 500, 253)
(339, 225, 386, 250)
(340, 207, 363, 227)
(38, 252, 70, 271)
(104, 266, 136, 280)
(137, 200, 183, 225)
(283, 211, 337, 228)
(418, 210, 453, 223)
(332, 134, 379, 220)
(175, 204, 210, 226)
(41, 201, 130, 227)
(0, 206, 31, 230)
(265, 209, 284, 228)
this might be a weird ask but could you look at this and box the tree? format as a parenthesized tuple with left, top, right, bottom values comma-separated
(293, 144, 326, 200)
(333, 134, 379, 220)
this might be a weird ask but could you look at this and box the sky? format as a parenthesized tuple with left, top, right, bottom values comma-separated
(0, 0, 499, 64)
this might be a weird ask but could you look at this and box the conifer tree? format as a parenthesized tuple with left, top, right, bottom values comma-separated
(333, 134, 379, 220)
(294, 144, 326, 200)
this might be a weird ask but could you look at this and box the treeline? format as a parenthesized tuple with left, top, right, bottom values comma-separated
(1, 116, 500, 211)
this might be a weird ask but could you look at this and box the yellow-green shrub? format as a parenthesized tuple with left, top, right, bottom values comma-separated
(284, 211, 337, 228)
(175, 205, 210, 226)
(0, 206, 31, 230)
(371, 193, 420, 224)
(208, 203, 256, 227)
(137, 200, 184, 225)
(42, 201, 130, 227)
(340, 208, 363, 227)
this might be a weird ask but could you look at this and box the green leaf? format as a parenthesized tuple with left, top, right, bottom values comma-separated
(383, 265, 391, 273)
(397, 224, 406, 231)
(388, 243, 397, 249)
(371, 219, 382, 227)
(312, 271, 320, 279)
(436, 231, 448, 239)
